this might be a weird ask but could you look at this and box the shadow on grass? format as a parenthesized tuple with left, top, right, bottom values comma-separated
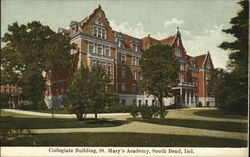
(0, 116, 130, 129)
(1, 132, 247, 147)
(193, 110, 248, 120)
(132, 118, 247, 133)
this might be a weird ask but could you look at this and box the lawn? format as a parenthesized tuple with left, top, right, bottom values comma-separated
(1, 132, 247, 147)
(192, 108, 248, 119)
(133, 118, 248, 133)
(0, 110, 129, 129)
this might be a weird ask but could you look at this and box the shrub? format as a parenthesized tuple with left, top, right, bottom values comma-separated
(130, 105, 140, 118)
(103, 105, 132, 113)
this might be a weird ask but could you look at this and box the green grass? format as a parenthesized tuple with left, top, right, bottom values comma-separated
(1, 132, 247, 147)
(132, 118, 248, 133)
(193, 108, 248, 119)
(0, 116, 129, 129)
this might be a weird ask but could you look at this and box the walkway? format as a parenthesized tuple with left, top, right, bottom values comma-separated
(2, 109, 248, 141)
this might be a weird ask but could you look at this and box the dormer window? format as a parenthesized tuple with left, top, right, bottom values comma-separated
(96, 19, 103, 26)
(117, 39, 124, 48)
(93, 26, 105, 39)
(133, 44, 140, 52)
(175, 48, 181, 57)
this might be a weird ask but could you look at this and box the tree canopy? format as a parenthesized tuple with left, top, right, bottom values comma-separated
(1, 21, 75, 106)
(140, 44, 180, 118)
(211, 0, 248, 114)
(64, 64, 117, 120)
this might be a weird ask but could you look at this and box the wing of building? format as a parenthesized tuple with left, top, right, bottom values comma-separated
(44, 5, 215, 108)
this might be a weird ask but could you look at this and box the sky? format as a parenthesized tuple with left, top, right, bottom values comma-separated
(1, 0, 242, 68)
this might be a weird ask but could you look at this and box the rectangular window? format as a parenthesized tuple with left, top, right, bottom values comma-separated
(132, 84, 136, 93)
(139, 70, 142, 80)
(122, 99, 126, 105)
(105, 46, 110, 56)
(117, 39, 123, 48)
(180, 74, 184, 83)
(132, 56, 136, 66)
(132, 70, 136, 80)
(94, 26, 105, 39)
(88, 41, 94, 53)
(121, 54, 126, 64)
(103, 63, 106, 72)
(107, 64, 111, 74)
(175, 48, 181, 57)
(133, 44, 139, 52)
(121, 83, 125, 91)
(97, 44, 102, 55)
(133, 99, 136, 105)
(122, 68, 125, 79)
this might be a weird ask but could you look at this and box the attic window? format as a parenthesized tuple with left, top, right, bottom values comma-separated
(175, 48, 181, 57)
(133, 44, 139, 52)
(93, 26, 106, 39)
(117, 39, 124, 48)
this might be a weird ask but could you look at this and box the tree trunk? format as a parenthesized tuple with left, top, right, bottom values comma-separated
(76, 113, 83, 121)
(158, 96, 165, 119)
(94, 112, 98, 120)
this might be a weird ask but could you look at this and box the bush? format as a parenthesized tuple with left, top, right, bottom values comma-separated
(140, 106, 161, 119)
(130, 105, 140, 118)
(103, 105, 133, 113)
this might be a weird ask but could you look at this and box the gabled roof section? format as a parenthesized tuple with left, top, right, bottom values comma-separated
(195, 54, 207, 67)
(160, 35, 176, 46)
(141, 34, 160, 50)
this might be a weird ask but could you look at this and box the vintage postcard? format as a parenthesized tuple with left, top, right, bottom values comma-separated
(1, 0, 248, 156)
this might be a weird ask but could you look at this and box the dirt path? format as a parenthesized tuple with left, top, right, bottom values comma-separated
(30, 121, 247, 141)
(2, 109, 248, 141)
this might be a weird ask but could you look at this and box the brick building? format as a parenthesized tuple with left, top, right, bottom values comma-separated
(0, 84, 30, 108)
(44, 5, 214, 108)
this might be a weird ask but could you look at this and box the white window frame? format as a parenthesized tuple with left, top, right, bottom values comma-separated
(88, 41, 94, 53)
(105, 45, 110, 56)
(93, 26, 106, 39)
(121, 54, 126, 64)
(97, 44, 103, 55)
(132, 56, 136, 66)
(121, 83, 125, 92)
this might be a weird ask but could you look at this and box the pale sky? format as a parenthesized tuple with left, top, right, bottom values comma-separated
(1, 0, 241, 68)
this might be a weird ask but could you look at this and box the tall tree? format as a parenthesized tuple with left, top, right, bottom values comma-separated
(1, 21, 75, 107)
(140, 44, 180, 119)
(217, 0, 248, 114)
(64, 64, 117, 120)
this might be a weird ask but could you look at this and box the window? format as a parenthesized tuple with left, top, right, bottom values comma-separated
(180, 74, 184, 83)
(133, 99, 136, 105)
(132, 70, 136, 80)
(121, 83, 125, 91)
(102, 63, 106, 72)
(121, 54, 126, 64)
(105, 46, 110, 56)
(122, 99, 126, 105)
(117, 39, 123, 48)
(180, 63, 185, 71)
(132, 84, 136, 93)
(133, 44, 139, 52)
(97, 44, 102, 55)
(175, 48, 181, 57)
(152, 100, 155, 106)
(122, 68, 125, 79)
(132, 56, 136, 66)
(139, 100, 142, 107)
(93, 26, 106, 39)
(107, 64, 111, 74)
(145, 100, 148, 106)
(139, 70, 142, 80)
(88, 41, 94, 53)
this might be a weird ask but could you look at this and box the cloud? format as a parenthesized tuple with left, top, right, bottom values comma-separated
(164, 18, 184, 28)
(110, 20, 170, 39)
(182, 24, 235, 69)
(110, 20, 232, 68)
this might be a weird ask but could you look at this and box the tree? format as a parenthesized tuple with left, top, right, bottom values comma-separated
(1, 21, 75, 108)
(207, 68, 228, 107)
(64, 64, 117, 120)
(217, 0, 248, 114)
(140, 44, 180, 119)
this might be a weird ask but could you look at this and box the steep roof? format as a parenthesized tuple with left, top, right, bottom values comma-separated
(195, 54, 207, 67)
(141, 35, 160, 50)
(160, 35, 176, 46)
